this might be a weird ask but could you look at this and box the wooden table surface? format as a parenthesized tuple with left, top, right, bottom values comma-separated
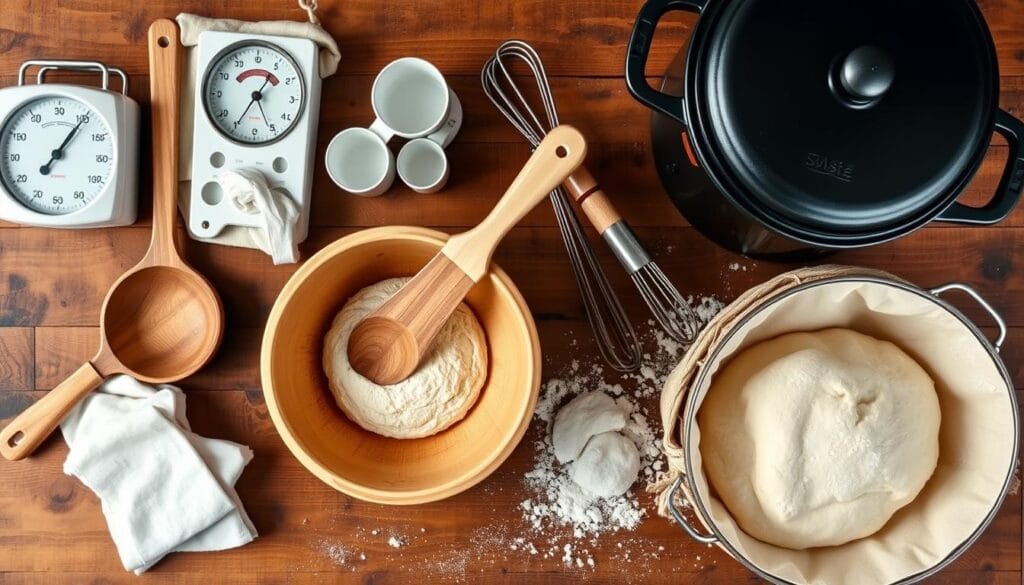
(0, 1, 1022, 583)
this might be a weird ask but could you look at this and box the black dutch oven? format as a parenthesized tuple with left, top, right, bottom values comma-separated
(626, 0, 1024, 260)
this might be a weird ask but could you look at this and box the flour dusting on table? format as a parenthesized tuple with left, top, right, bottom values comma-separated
(516, 297, 723, 569)
(303, 295, 725, 578)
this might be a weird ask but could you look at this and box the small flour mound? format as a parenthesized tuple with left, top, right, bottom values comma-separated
(521, 295, 722, 543)
(570, 431, 641, 498)
(300, 294, 725, 577)
(522, 390, 655, 536)
(552, 392, 627, 464)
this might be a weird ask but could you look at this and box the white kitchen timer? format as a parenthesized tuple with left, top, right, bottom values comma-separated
(189, 31, 321, 243)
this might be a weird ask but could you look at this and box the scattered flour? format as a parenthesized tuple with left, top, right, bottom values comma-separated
(719, 261, 759, 295)
(319, 540, 352, 565)
(692, 295, 726, 324)
(518, 297, 723, 569)
(301, 294, 725, 577)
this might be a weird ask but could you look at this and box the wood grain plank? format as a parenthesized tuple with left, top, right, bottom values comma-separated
(0, 0, 1021, 582)
(0, 327, 33, 391)
(0, 572, 1019, 585)
(0, 389, 1018, 578)
(3, 225, 1024, 327)
(1, 0, 1022, 77)
(6, 74, 1021, 148)
(3, 137, 1017, 231)
(27, 323, 1024, 396)
(34, 325, 261, 391)
(1, 71, 1020, 230)
(33, 326, 93, 390)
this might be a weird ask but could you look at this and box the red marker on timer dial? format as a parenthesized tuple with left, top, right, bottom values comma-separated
(202, 41, 305, 145)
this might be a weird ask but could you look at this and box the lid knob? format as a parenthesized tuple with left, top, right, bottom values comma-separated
(838, 46, 895, 104)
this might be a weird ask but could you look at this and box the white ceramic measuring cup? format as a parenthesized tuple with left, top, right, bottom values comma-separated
(397, 138, 449, 194)
(393, 88, 463, 193)
(369, 57, 451, 140)
(324, 57, 464, 196)
(324, 128, 395, 197)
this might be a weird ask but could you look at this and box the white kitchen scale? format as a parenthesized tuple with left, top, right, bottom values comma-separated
(189, 31, 321, 243)
(0, 60, 139, 228)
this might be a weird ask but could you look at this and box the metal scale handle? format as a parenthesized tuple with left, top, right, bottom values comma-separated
(18, 59, 129, 95)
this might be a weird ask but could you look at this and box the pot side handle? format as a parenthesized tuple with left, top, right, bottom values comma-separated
(625, 0, 706, 126)
(938, 109, 1024, 225)
(667, 475, 719, 544)
(929, 282, 1007, 353)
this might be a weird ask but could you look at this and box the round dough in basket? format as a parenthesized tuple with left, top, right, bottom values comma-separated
(323, 277, 488, 439)
(699, 328, 940, 550)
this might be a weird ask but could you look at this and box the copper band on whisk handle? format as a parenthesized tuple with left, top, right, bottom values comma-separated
(564, 168, 652, 275)
(482, 39, 643, 372)
(563, 166, 699, 343)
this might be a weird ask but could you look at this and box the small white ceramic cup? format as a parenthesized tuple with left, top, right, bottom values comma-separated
(369, 57, 452, 141)
(397, 138, 449, 194)
(324, 128, 395, 197)
(325, 58, 464, 196)
(392, 89, 463, 194)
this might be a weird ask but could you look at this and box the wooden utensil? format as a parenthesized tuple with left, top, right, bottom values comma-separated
(261, 226, 542, 504)
(0, 19, 223, 461)
(348, 125, 586, 385)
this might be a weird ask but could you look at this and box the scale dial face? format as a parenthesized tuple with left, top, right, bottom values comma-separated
(0, 96, 114, 215)
(202, 41, 305, 146)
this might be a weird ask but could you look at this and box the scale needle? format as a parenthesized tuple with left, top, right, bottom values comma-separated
(39, 119, 85, 176)
(234, 72, 273, 127)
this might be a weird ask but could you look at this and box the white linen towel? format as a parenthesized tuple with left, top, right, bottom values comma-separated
(60, 375, 257, 574)
(217, 168, 301, 265)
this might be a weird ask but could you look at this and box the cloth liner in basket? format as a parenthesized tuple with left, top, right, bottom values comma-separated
(649, 264, 1018, 585)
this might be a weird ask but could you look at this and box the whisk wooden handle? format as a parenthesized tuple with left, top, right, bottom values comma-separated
(564, 167, 624, 234)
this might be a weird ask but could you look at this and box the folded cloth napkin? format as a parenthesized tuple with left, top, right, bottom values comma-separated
(174, 11, 341, 262)
(217, 168, 301, 265)
(60, 375, 257, 574)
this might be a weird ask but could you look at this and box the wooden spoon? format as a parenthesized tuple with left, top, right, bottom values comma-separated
(0, 19, 224, 461)
(348, 125, 587, 385)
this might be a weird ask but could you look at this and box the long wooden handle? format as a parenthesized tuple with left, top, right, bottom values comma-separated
(563, 166, 624, 234)
(0, 362, 104, 461)
(443, 125, 587, 281)
(145, 18, 184, 266)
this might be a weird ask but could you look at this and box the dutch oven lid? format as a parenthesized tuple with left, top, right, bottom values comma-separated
(696, 0, 998, 235)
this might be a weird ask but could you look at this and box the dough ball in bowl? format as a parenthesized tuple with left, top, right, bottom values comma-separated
(323, 278, 488, 439)
(260, 227, 540, 505)
(699, 328, 940, 550)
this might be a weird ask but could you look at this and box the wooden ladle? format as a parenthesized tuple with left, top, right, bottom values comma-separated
(0, 19, 223, 461)
(348, 125, 587, 385)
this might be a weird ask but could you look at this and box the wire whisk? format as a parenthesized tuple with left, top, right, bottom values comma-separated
(483, 40, 701, 345)
(483, 42, 642, 372)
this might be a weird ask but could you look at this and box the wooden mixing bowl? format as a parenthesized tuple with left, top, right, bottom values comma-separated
(260, 226, 541, 504)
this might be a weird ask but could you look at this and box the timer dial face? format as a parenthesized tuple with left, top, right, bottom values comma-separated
(202, 41, 305, 145)
(0, 96, 114, 215)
